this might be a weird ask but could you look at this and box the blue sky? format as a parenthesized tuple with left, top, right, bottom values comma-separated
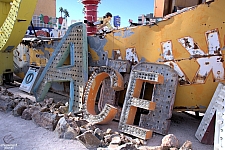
(56, 0, 154, 27)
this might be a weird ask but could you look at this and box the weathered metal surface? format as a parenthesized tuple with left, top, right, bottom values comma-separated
(195, 83, 225, 144)
(13, 44, 30, 78)
(33, 22, 88, 113)
(206, 29, 221, 55)
(126, 48, 139, 64)
(112, 50, 122, 60)
(98, 78, 116, 112)
(164, 61, 190, 85)
(19, 66, 42, 93)
(178, 37, 205, 56)
(83, 66, 124, 124)
(119, 62, 173, 139)
(88, 36, 108, 66)
(214, 101, 225, 150)
(88, 0, 225, 110)
(178, 31, 224, 84)
(132, 63, 178, 135)
(162, 41, 174, 61)
(107, 59, 131, 73)
(0, 52, 13, 85)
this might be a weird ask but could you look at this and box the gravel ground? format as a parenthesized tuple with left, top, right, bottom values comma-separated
(0, 87, 214, 150)
(0, 111, 214, 150)
(0, 111, 87, 150)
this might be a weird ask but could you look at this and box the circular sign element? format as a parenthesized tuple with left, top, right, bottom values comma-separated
(25, 73, 34, 84)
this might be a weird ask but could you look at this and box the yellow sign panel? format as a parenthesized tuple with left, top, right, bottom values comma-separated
(0, 0, 38, 52)
(0, 0, 37, 84)
(89, 0, 225, 110)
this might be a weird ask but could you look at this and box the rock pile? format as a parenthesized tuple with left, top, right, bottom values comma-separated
(0, 87, 193, 150)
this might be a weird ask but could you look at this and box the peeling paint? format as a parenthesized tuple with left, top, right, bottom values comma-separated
(112, 50, 122, 60)
(164, 61, 190, 85)
(178, 37, 205, 56)
(140, 57, 146, 62)
(206, 29, 221, 55)
(113, 31, 122, 37)
(193, 56, 224, 83)
(162, 41, 174, 60)
(161, 40, 189, 85)
(123, 29, 134, 38)
(126, 48, 139, 64)
(88, 36, 108, 66)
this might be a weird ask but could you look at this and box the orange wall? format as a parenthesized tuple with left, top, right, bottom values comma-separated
(34, 0, 56, 17)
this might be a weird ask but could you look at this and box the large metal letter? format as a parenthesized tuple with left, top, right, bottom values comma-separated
(33, 22, 88, 113)
(119, 62, 178, 139)
(83, 67, 124, 124)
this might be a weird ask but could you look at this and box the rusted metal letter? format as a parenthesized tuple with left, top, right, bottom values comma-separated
(119, 63, 166, 140)
(83, 67, 124, 124)
(119, 62, 178, 139)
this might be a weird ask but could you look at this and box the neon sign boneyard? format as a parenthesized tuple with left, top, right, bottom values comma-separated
(34, 23, 223, 140)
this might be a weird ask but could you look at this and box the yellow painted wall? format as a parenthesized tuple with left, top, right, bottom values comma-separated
(89, 0, 225, 110)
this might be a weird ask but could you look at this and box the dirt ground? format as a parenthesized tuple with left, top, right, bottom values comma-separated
(0, 87, 214, 150)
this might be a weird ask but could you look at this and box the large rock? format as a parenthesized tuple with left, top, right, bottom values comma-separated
(21, 106, 40, 120)
(105, 128, 113, 134)
(21, 108, 32, 120)
(77, 131, 101, 149)
(161, 134, 179, 148)
(32, 112, 61, 131)
(94, 128, 104, 140)
(82, 122, 97, 131)
(0, 98, 15, 112)
(179, 140, 192, 150)
(55, 117, 80, 139)
(40, 107, 50, 112)
(44, 98, 54, 106)
(104, 134, 113, 143)
(58, 105, 68, 114)
(132, 138, 141, 145)
(120, 134, 133, 144)
(110, 135, 121, 145)
(75, 119, 89, 127)
(12, 101, 28, 116)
